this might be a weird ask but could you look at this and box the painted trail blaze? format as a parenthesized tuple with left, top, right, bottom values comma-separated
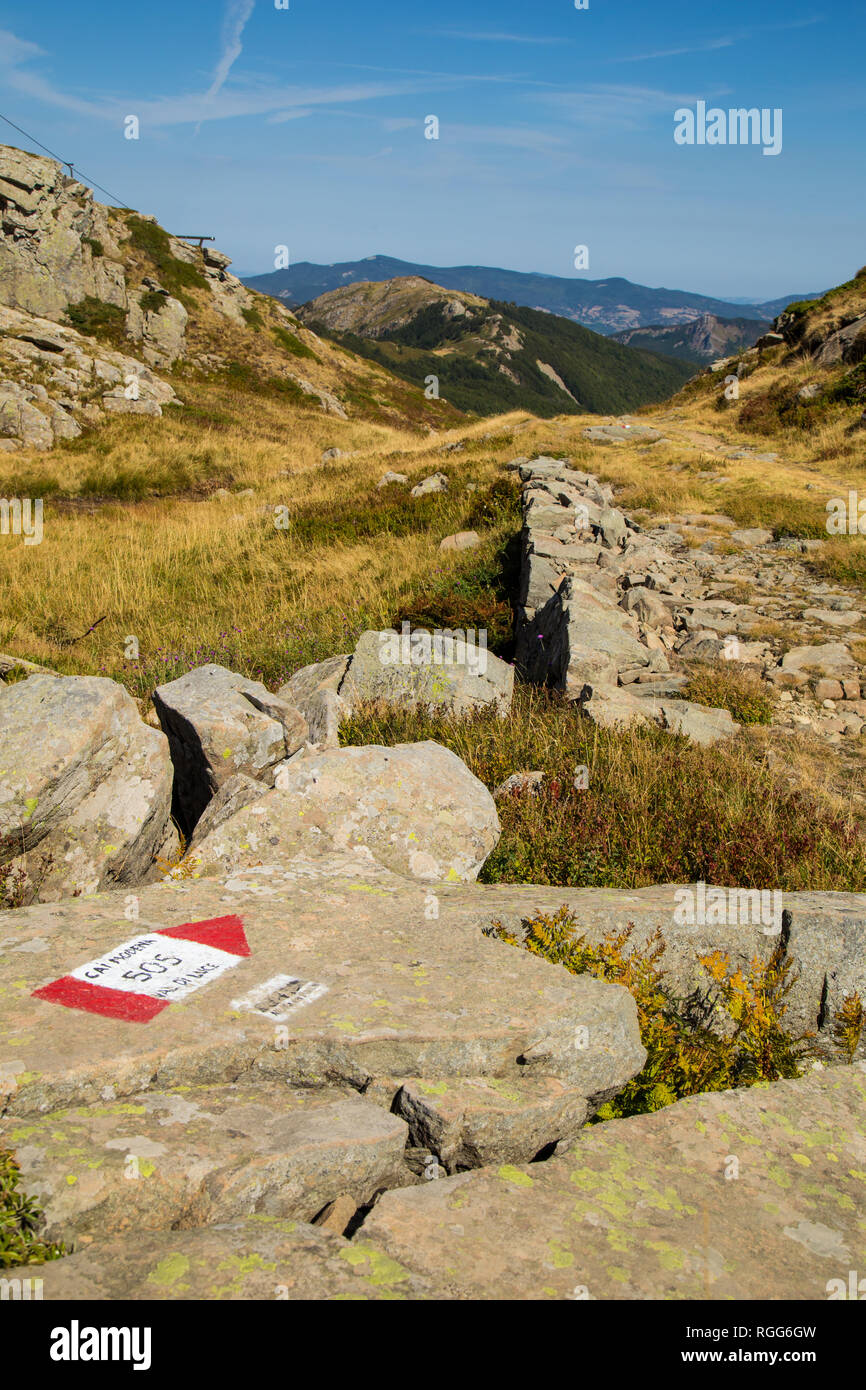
(32, 915, 249, 1022)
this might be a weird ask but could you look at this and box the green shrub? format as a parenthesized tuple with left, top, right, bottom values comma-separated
(65, 297, 127, 346)
(139, 289, 167, 315)
(123, 215, 208, 303)
(489, 908, 813, 1120)
(0, 1149, 65, 1268)
(82, 236, 104, 258)
(242, 305, 264, 331)
(272, 325, 318, 360)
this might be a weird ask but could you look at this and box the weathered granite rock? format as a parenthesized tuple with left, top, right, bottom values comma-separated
(780, 643, 857, 680)
(519, 576, 650, 694)
(621, 585, 675, 629)
(0, 860, 645, 1120)
(0, 1083, 409, 1243)
(277, 654, 352, 749)
(0, 146, 126, 323)
(731, 527, 773, 547)
(656, 699, 740, 745)
(126, 292, 188, 368)
(33, 1217, 442, 1300)
(0, 675, 173, 902)
(377, 471, 409, 488)
(339, 629, 514, 718)
(0, 303, 179, 448)
(152, 665, 307, 833)
(411, 472, 448, 497)
(439, 530, 481, 553)
(393, 1074, 589, 1172)
(191, 741, 501, 883)
(188, 772, 268, 848)
(361, 1064, 866, 1300)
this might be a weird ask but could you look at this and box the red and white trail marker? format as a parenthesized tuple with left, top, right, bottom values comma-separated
(32, 915, 250, 1023)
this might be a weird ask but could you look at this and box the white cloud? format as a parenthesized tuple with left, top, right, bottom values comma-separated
(0, 29, 45, 64)
(205, 0, 256, 102)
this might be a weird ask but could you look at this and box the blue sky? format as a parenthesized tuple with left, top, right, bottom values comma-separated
(0, 0, 863, 298)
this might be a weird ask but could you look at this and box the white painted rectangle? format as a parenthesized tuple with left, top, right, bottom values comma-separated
(70, 933, 243, 1003)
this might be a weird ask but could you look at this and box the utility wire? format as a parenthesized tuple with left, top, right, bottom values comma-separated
(0, 112, 130, 208)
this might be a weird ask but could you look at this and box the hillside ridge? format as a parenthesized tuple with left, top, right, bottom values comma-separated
(245, 252, 821, 335)
(297, 274, 694, 418)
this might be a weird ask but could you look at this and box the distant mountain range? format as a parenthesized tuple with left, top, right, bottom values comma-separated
(244, 255, 822, 337)
(611, 313, 767, 365)
(296, 275, 694, 418)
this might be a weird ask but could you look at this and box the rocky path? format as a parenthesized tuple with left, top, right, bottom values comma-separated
(511, 452, 866, 752)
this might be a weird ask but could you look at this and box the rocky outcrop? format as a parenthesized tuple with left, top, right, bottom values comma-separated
(0, 303, 179, 449)
(152, 665, 308, 835)
(0, 675, 175, 902)
(278, 629, 514, 743)
(514, 457, 737, 742)
(0, 861, 646, 1249)
(191, 740, 501, 883)
(362, 1062, 866, 1300)
(340, 629, 513, 720)
(514, 455, 866, 746)
(0, 146, 126, 322)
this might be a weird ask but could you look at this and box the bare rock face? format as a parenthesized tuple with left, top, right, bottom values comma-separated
(363, 1064, 866, 1300)
(152, 665, 308, 835)
(191, 741, 500, 883)
(0, 146, 127, 322)
(0, 303, 179, 449)
(0, 675, 174, 902)
(126, 291, 188, 369)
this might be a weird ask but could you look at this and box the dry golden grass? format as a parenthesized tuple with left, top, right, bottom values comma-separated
(0, 375, 540, 693)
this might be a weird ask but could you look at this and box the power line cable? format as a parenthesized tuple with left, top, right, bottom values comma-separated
(0, 112, 130, 207)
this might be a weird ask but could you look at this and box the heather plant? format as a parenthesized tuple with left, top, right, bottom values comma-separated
(489, 907, 814, 1120)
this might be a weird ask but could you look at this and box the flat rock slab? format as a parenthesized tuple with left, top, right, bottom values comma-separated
(438, 880, 866, 1042)
(0, 857, 644, 1120)
(33, 1216, 444, 1300)
(361, 1064, 866, 1300)
(0, 1083, 409, 1244)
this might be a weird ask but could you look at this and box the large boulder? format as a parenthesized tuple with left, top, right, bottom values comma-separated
(340, 629, 514, 718)
(0, 675, 174, 902)
(152, 665, 307, 834)
(191, 741, 500, 883)
(277, 654, 352, 749)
